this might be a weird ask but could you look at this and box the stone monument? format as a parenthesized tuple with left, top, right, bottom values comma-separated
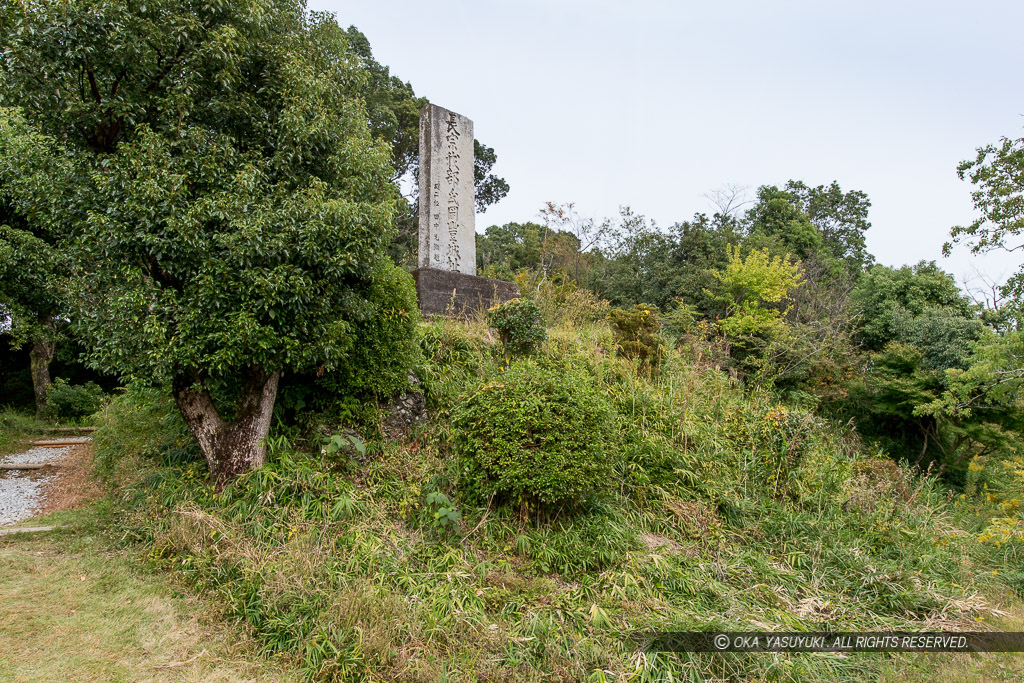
(412, 104, 519, 317)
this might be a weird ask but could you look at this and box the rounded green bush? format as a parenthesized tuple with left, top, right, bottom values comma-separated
(452, 360, 616, 511)
(45, 378, 105, 420)
(486, 298, 547, 356)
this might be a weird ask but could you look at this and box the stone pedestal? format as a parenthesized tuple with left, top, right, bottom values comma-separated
(412, 268, 520, 318)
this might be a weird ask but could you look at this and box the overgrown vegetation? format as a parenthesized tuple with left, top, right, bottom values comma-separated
(2, 2, 1024, 681)
(88, 309, 1024, 681)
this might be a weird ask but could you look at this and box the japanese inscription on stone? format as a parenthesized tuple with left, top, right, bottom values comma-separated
(418, 104, 475, 275)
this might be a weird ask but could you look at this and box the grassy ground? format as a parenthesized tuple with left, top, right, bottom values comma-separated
(0, 426, 295, 683)
(0, 409, 44, 458)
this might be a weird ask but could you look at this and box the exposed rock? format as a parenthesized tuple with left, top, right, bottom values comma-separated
(382, 371, 427, 439)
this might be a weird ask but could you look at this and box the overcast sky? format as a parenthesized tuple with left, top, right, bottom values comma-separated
(312, 0, 1024, 292)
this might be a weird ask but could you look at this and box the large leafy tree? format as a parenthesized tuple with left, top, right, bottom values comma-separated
(0, 1, 412, 484)
(745, 180, 873, 273)
(851, 261, 977, 352)
(841, 262, 992, 478)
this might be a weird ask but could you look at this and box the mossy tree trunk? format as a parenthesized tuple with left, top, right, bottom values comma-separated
(173, 368, 280, 488)
(28, 337, 54, 418)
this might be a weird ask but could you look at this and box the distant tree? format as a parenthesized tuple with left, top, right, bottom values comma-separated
(745, 186, 823, 260)
(786, 180, 873, 271)
(710, 246, 803, 340)
(0, 195, 67, 416)
(852, 262, 977, 352)
(538, 202, 605, 282)
(745, 181, 873, 273)
(702, 183, 751, 218)
(0, 1, 416, 484)
(841, 262, 994, 478)
(586, 209, 739, 312)
(476, 220, 583, 281)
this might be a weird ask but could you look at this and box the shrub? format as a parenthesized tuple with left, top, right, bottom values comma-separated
(92, 384, 201, 485)
(607, 304, 665, 371)
(45, 377, 105, 420)
(486, 298, 546, 356)
(317, 263, 421, 399)
(512, 270, 610, 327)
(451, 360, 616, 513)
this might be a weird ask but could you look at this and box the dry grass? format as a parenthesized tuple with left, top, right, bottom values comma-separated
(36, 443, 103, 516)
(0, 523, 294, 682)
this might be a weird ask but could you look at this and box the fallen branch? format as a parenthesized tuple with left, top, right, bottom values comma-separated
(0, 463, 49, 470)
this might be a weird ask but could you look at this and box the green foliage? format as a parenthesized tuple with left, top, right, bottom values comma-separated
(0, 408, 45, 457)
(509, 269, 610, 328)
(0, 221, 66, 347)
(416, 319, 490, 412)
(423, 490, 462, 531)
(451, 359, 616, 511)
(948, 135, 1024, 304)
(725, 397, 815, 498)
(852, 261, 977, 352)
(485, 298, 547, 357)
(45, 377, 104, 420)
(81, 320, 1024, 682)
(746, 185, 823, 260)
(606, 304, 665, 371)
(323, 432, 367, 471)
(747, 181, 873, 271)
(91, 384, 201, 485)
(0, 2, 436, 478)
(587, 209, 739, 314)
(711, 245, 803, 338)
(314, 263, 420, 399)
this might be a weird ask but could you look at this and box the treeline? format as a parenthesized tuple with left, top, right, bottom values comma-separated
(476, 181, 1023, 485)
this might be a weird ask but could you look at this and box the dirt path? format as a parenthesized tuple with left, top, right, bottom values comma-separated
(0, 437, 92, 527)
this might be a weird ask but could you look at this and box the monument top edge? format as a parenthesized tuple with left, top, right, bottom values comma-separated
(420, 103, 471, 120)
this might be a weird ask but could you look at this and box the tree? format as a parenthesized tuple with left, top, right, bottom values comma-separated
(745, 181, 874, 273)
(852, 262, 977, 352)
(0, 202, 67, 416)
(785, 180, 873, 271)
(338, 27, 509, 269)
(947, 135, 1024, 304)
(745, 185, 822, 260)
(0, 1, 413, 484)
(710, 246, 803, 339)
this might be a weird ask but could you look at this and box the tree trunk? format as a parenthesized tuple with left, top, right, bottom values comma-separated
(173, 369, 280, 488)
(29, 338, 55, 419)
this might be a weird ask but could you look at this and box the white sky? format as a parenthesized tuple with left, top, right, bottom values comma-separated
(312, 0, 1024, 293)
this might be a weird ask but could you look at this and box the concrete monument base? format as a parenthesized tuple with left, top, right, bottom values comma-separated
(412, 268, 520, 318)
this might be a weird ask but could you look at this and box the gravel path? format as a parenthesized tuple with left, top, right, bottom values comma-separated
(0, 440, 88, 527)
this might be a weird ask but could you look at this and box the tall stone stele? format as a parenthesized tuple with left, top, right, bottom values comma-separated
(412, 104, 518, 317)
